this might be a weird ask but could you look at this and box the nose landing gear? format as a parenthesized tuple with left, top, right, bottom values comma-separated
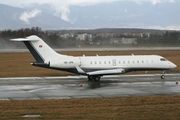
(161, 71, 166, 79)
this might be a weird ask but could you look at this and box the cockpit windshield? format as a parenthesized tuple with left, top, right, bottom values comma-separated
(160, 58, 167, 61)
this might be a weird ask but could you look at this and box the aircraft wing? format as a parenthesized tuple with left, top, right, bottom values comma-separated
(87, 69, 125, 76)
(75, 66, 125, 76)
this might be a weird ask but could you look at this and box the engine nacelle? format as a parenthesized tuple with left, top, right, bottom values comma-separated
(50, 57, 81, 68)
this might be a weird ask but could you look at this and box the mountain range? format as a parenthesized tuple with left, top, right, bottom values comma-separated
(0, 1, 179, 30)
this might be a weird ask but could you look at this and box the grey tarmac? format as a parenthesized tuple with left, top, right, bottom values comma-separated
(0, 74, 180, 100)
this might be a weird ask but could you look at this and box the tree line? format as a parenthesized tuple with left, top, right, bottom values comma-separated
(0, 27, 80, 49)
(0, 27, 180, 49)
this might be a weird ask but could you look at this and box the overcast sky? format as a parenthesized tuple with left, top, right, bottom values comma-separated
(0, 0, 175, 21)
(0, 0, 175, 6)
(0, 0, 178, 30)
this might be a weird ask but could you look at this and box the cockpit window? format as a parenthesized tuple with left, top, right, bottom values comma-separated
(160, 58, 167, 61)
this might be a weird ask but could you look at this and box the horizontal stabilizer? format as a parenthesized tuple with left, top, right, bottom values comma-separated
(10, 38, 38, 41)
(10, 35, 40, 42)
(87, 68, 125, 76)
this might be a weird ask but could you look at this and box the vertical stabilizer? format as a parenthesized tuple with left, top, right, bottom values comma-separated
(11, 35, 65, 63)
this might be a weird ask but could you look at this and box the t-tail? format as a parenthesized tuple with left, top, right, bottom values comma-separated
(10, 35, 66, 66)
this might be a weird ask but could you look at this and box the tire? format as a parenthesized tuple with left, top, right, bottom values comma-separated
(88, 76, 94, 81)
(161, 75, 165, 79)
(94, 76, 100, 82)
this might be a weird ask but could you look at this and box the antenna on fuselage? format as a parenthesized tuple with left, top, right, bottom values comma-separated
(82, 53, 85, 57)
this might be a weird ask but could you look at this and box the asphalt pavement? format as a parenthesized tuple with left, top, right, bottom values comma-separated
(0, 74, 180, 100)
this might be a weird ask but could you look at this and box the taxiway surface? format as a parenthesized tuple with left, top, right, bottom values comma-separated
(0, 74, 180, 100)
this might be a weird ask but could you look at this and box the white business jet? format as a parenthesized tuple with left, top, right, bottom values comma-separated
(11, 35, 177, 81)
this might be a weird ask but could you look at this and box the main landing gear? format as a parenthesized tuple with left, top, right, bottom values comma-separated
(88, 75, 101, 82)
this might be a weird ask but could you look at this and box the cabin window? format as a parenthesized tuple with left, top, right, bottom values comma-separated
(109, 61, 111, 64)
(119, 61, 121, 64)
(128, 61, 130, 64)
(95, 61, 97, 64)
(90, 61, 92, 64)
(104, 61, 106, 64)
(112, 59, 116, 66)
(137, 60, 139, 63)
(99, 61, 101, 64)
(142, 60, 144, 63)
(123, 61, 125, 64)
(133, 61, 134, 63)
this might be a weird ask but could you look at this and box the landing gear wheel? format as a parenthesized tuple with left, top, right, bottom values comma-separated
(88, 76, 94, 81)
(94, 76, 100, 82)
(87, 76, 101, 82)
(161, 75, 165, 79)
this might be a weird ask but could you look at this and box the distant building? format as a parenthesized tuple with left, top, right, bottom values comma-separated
(110, 38, 120, 44)
(121, 38, 137, 44)
(110, 37, 137, 44)
(77, 33, 92, 41)
(140, 33, 150, 38)
(60, 34, 74, 39)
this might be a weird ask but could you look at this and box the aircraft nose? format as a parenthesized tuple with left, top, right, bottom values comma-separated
(170, 62, 177, 68)
(173, 63, 177, 68)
